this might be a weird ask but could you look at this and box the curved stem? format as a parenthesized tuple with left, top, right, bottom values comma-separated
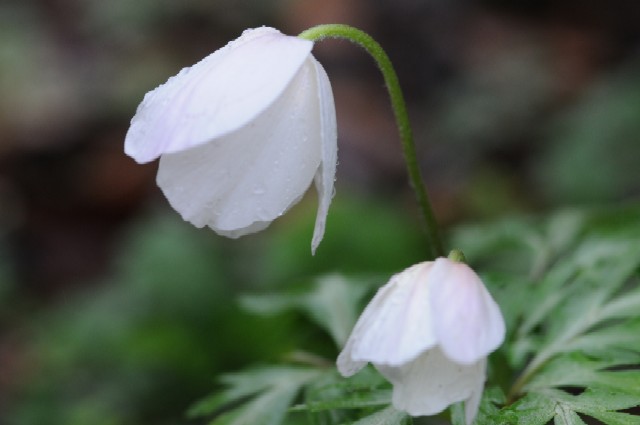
(300, 24, 444, 259)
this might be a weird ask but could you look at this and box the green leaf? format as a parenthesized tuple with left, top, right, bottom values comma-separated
(492, 392, 556, 425)
(535, 388, 640, 425)
(518, 237, 640, 345)
(196, 205, 640, 425)
(574, 387, 640, 412)
(302, 276, 373, 348)
(496, 388, 640, 425)
(291, 366, 392, 425)
(586, 411, 640, 425)
(348, 406, 408, 425)
(456, 205, 640, 425)
(525, 353, 640, 397)
(553, 407, 587, 425)
(295, 369, 391, 413)
(301, 389, 392, 412)
(241, 275, 376, 348)
(188, 366, 322, 425)
(562, 319, 640, 360)
(464, 387, 507, 425)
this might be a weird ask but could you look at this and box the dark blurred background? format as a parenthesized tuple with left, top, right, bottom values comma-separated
(1, 1, 639, 424)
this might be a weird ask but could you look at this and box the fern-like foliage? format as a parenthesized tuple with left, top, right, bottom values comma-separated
(188, 366, 323, 425)
(457, 207, 640, 424)
(191, 205, 640, 425)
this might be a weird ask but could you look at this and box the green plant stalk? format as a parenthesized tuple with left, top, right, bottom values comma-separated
(299, 24, 444, 259)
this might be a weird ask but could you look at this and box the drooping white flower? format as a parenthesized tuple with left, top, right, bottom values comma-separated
(337, 258, 505, 425)
(124, 27, 337, 254)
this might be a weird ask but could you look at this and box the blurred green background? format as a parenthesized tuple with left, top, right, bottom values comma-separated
(1, 0, 639, 424)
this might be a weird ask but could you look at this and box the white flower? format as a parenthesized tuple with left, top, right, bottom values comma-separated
(124, 27, 337, 254)
(337, 258, 505, 425)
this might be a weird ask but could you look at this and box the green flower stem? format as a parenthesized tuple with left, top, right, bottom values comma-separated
(299, 24, 444, 259)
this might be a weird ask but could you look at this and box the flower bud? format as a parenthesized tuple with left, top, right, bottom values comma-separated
(337, 258, 505, 424)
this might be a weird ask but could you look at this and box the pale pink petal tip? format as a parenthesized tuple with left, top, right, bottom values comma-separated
(430, 258, 506, 365)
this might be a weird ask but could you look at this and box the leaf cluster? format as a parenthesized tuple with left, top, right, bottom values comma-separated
(454, 206, 640, 424)
(191, 205, 640, 425)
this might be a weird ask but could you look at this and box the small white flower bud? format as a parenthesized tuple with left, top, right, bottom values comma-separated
(337, 258, 505, 424)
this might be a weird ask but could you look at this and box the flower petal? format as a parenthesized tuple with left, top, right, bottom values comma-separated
(156, 58, 323, 237)
(430, 258, 506, 365)
(464, 358, 487, 425)
(124, 27, 313, 163)
(337, 262, 438, 375)
(336, 339, 368, 377)
(376, 347, 485, 417)
(310, 57, 337, 254)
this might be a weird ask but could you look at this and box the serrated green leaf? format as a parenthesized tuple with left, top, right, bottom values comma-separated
(566, 387, 640, 413)
(516, 259, 578, 339)
(311, 366, 387, 394)
(528, 240, 640, 342)
(563, 319, 640, 358)
(298, 389, 392, 412)
(457, 205, 640, 425)
(347, 406, 408, 425)
(524, 388, 640, 425)
(292, 366, 390, 425)
(491, 392, 556, 425)
(207, 388, 299, 425)
(214, 205, 640, 425)
(525, 353, 640, 397)
(586, 411, 640, 425)
(553, 406, 587, 425)
(188, 366, 322, 425)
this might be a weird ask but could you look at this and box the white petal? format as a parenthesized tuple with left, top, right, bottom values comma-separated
(124, 27, 313, 164)
(430, 258, 506, 365)
(336, 338, 368, 377)
(376, 347, 485, 417)
(337, 262, 438, 376)
(310, 57, 337, 254)
(156, 58, 323, 236)
(464, 358, 487, 425)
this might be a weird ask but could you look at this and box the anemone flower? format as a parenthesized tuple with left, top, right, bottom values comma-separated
(125, 27, 337, 253)
(337, 258, 505, 424)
